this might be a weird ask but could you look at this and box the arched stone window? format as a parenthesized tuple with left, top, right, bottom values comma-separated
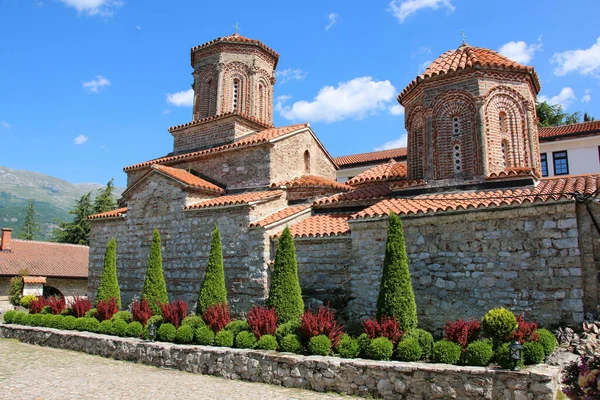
(233, 79, 240, 111)
(452, 116, 461, 136)
(499, 111, 507, 133)
(304, 150, 311, 173)
(453, 143, 462, 174)
(258, 83, 265, 121)
(501, 140, 508, 167)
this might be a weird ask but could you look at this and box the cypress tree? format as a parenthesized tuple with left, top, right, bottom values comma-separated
(266, 227, 304, 324)
(95, 238, 121, 308)
(197, 225, 227, 314)
(376, 212, 418, 330)
(17, 199, 41, 240)
(142, 229, 169, 314)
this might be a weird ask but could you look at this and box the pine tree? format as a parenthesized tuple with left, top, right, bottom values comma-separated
(376, 212, 418, 330)
(197, 225, 227, 314)
(266, 227, 304, 324)
(142, 229, 169, 314)
(94, 178, 118, 214)
(17, 199, 40, 240)
(95, 238, 121, 308)
(52, 192, 93, 245)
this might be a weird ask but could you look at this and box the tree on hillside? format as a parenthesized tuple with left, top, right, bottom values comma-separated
(584, 112, 595, 122)
(17, 199, 41, 240)
(52, 192, 93, 245)
(94, 178, 118, 214)
(96, 238, 121, 308)
(536, 101, 584, 127)
(142, 229, 169, 314)
(197, 225, 227, 315)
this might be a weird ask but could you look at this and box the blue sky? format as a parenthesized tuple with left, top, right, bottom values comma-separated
(1, 0, 599, 187)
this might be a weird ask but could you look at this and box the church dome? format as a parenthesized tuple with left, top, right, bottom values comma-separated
(191, 32, 279, 67)
(399, 43, 540, 102)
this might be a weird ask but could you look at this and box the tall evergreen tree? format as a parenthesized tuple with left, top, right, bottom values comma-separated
(94, 178, 118, 214)
(376, 212, 418, 330)
(52, 192, 93, 245)
(95, 238, 121, 308)
(266, 227, 304, 324)
(17, 199, 40, 240)
(142, 229, 169, 314)
(197, 225, 227, 314)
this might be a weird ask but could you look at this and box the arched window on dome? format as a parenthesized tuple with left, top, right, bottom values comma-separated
(501, 140, 509, 168)
(452, 116, 461, 136)
(304, 150, 311, 174)
(499, 111, 507, 133)
(453, 143, 462, 174)
(258, 83, 265, 121)
(233, 79, 240, 111)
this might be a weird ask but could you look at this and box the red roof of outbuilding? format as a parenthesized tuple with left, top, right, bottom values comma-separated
(334, 147, 407, 168)
(539, 120, 600, 140)
(347, 160, 407, 186)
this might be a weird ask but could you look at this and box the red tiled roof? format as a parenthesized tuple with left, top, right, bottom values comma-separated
(271, 175, 352, 191)
(191, 33, 279, 65)
(249, 204, 312, 228)
(284, 214, 351, 238)
(334, 147, 407, 168)
(88, 207, 128, 220)
(153, 165, 225, 194)
(353, 174, 600, 219)
(168, 111, 273, 133)
(124, 123, 309, 172)
(23, 276, 46, 284)
(539, 120, 600, 140)
(347, 160, 407, 186)
(185, 190, 283, 210)
(486, 167, 537, 180)
(0, 240, 88, 278)
(399, 44, 541, 102)
(314, 184, 392, 207)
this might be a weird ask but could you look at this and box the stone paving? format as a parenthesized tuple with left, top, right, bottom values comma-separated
(0, 340, 358, 400)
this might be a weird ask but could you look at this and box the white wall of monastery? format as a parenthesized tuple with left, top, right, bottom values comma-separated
(540, 136, 600, 176)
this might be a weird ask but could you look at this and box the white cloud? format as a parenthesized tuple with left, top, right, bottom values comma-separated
(1, 121, 11, 129)
(276, 68, 307, 84)
(552, 37, 600, 76)
(276, 76, 397, 123)
(162, 109, 172, 115)
(375, 134, 408, 151)
(582, 89, 592, 103)
(58, 0, 123, 17)
(418, 60, 432, 73)
(388, 0, 455, 23)
(325, 13, 338, 30)
(414, 47, 432, 56)
(389, 104, 405, 116)
(166, 89, 194, 107)
(82, 75, 110, 93)
(498, 38, 542, 64)
(135, 25, 141, 30)
(74, 134, 88, 145)
(538, 87, 577, 110)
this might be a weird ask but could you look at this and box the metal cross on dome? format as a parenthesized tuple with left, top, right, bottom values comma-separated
(233, 23, 241, 34)
(461, 31, 467, 44)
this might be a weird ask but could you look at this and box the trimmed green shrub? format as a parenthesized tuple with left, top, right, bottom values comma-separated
(96, 238, 121, 309)
(61, 309, 71, 316)
(50, 314, 64, 329)
(85, 308, 97, 318)
(280, 334, 303, 354)
(22, 314, 35, 326)
(85, 317, 100, 332)
(266, 227, 304, 324)
(336, 334, 360, 359)
(256, 334, 278, 351)
(357, 333, 371, 357)
(40, 306, 52, 315)
(396, 338, 422, 362)
(19, 294, 37, 309)
(536, 328, 557, 357)
(181, 315, 205, 330)
(113, 319, 128, 337)
(98, 320, 115, 335)
(432, 340, 462, 365)
(3, 310, 17, 323)
(145, 315, 163, 328)
(175, 325, 195, 343)
(157, 323, 177, 342)
(225, 320, 250, 337)
(126, 321, 144, 338)
(308, 335, 331, 356)
(523, 341, 545, 365)
(404, 328, 433, 359)
(12, 311, 26, 325)
(214, 329, 234, 347)
(42, 314, 54, 327)
(235, 331, 257, 349)
(495, 342, 524, 370)
(276, 321, 300, 344)
(31, 313, 44, 326)
(142, 229, 169, 315)
(197, 225, 228, 314)
(464, 340, 494, 367)
(376, 212, 417, 330)
(195, 325, 215, 345)
(481, 308, 518, 344)
(367, 337, 394, 361)
(112, 311, 133, 323)
(62, 316, 77, 330)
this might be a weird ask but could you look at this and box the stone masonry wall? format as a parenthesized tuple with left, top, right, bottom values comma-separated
(45, 278, 88, 303)
(348, 201, 585, 331)
(0, 325, 560, 400)
(577, 201, 600, 312)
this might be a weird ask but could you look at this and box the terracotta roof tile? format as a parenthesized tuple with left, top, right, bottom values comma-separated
(124, 123, 309, 172)
(284, 214, 350, 238)
(347, 160, 407, 186)
(185, 190, 283, 210)
(334, 147, 407, 168)
(88, 207, 128, 220)
(0, 240, 88, 278)
(353, 174, 600, 219)
(168, 111, 273, 133)
(191, 33, 279, 65)
(399, 44, 541, 102)
(249, 204, 312, 228)
(23, 276, 46, 284)
(486, 167, 537, 180)
(314, 184, 392, 207)
(153, 165, 225, 194)
(539, 120, 600, 140)
(271, 175, 352, 191)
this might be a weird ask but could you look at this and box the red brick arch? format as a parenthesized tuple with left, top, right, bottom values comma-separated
(195, 66, 217, 119)
(222, 62, 250, 114)
(406, 106, 427, 180)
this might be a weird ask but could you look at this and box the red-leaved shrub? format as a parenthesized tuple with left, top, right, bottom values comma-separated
(160, 299, 188, 328)
(362, 315, 404, 345)
(512, 314, 540, 343)
(300, 305, 345, 347)
(132, 299, 153, 326)
(94, 298, 119, 321)
(247, 306, 278, 339)
(202, 303, 231, 333)
(29, 296, 47, 314)
(46, 296, 66, 315)
(444, 319, 481, 350)
(70, 296, 93, 318)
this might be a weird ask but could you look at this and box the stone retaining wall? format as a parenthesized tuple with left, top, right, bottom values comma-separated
(0, 325, 560, 400)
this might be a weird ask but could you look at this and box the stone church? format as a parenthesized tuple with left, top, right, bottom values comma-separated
(88, 33, 600, 330)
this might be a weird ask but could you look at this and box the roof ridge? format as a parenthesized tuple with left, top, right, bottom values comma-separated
(10, 239, 89, 249)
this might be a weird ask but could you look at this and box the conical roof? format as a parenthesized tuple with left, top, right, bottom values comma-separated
(191, 32, 279, 67)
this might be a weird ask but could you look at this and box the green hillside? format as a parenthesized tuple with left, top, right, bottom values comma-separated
(0, 166, 124, 240)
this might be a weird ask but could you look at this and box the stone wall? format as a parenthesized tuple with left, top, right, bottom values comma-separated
(348, 201, 585, 331)
(0, 325, 560, 400)
(577, 201, 600, 311)
(45, 278, 88, 303)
